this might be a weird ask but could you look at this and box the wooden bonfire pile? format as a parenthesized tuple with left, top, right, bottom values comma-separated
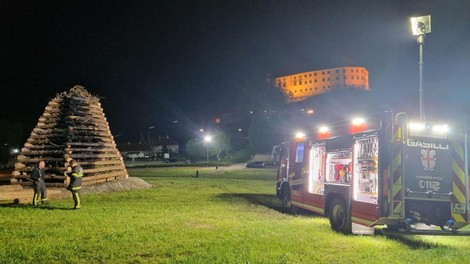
(12, 85, 128, 187)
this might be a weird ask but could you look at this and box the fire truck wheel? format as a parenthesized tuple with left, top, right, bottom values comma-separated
(282, 190, 297, 214)
(282, 190, 291, 212)
(329, 198, 352, 234)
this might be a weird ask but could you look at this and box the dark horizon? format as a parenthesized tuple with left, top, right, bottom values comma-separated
(1, 0, 470, 142)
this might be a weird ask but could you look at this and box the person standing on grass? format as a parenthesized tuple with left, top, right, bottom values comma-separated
(65, 160, 83, 209)
(32, 160, 48, 205)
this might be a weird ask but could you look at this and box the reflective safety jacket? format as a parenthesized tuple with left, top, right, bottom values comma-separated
(67, 165, 83, 191)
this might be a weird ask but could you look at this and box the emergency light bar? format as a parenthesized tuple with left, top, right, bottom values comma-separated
(408, 121, 448, 139)
(318, 126, 329, 133)
(295, 131, 306, 139)
(432, 124, 448, 133)
(352, 117, 366, 126)
(350, 117, 367, 134)
(408, 121, 426, 131)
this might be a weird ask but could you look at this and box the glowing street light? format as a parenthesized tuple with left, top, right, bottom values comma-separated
(204, 135, 212, 143)
(411, 15, 431, 120)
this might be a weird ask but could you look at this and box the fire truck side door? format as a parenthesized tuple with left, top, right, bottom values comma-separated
(291, 142, 306, 203)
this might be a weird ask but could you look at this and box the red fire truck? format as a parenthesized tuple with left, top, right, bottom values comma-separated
(275, 111, 470, 235)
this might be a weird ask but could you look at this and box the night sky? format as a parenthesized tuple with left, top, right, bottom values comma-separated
(1, 0, 470, 142)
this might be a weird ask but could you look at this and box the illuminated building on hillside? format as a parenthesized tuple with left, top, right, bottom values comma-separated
(275, 66, 369, 102)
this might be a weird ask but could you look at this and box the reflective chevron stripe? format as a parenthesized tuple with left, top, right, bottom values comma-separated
(389, 124, 403, 218)
(451, 141, 467, 222)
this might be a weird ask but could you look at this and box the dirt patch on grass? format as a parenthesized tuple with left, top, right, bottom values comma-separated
(82, 177, 152, 194)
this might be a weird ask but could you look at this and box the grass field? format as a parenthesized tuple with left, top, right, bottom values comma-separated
(1, 166, 470, 263)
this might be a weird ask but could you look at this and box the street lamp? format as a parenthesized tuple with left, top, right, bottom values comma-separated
(411, 15, 431, 121)
(148, 126, 155, 158)
(204, 135, 212, 163)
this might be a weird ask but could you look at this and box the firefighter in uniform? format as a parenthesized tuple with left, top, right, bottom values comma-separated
(32, 160, 48, 205)
(65, 160, 83, 209)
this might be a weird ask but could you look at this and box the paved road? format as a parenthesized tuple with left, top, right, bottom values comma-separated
(216, 163, 246, 171)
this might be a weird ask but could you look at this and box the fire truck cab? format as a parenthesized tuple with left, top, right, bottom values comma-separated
(275, 111, 470, 235)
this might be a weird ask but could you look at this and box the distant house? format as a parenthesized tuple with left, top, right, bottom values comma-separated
(117, 142, 149, 161)
(152, 136, 179, 155)
(117, 136, 179, 161)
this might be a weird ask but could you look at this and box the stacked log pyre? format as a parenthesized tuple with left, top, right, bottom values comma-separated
(11, 85, 128, 187)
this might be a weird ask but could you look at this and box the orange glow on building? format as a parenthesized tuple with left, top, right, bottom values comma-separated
(275, 66, 369, 102)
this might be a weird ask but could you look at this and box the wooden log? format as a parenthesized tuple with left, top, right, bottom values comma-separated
(83, 177, 122, 185)
(67, 142, 116, 147)
(83, 165, 125, 174)
(22, 144, 65, 150)
(33, 127, 68, 134)
(68, 125, 110, 131)
(48, 174, 67, 180)
(48, 99, 61, 105)
(65, 147, 120, 153)
(16, 157, 64, 163)
(15, 163, 26, 169)
(68, 131, 114, 138)
(70, 124, 110, 131)
(75, 159, 125, 167)
(67, 128, 112, 135)
(13, 180, 67, 188)
(82, 171, 128, 182)
(66, 107, 105, 115)
(68, 106, 102, 113)
(65, 153, 121, 159)
(23, 153, 62, 160)
(45, 103, 104, 113)
(38, 117, 63, 124)
(45, 182, 67, 188)
(42, 112, 60, 117)
(28, 135, 115, 143)
(69, 96, 100, 104)
(65, 110, 105, 119)
(35, 123, 63, 129)
(28, 133, 66, 139)
(49, 114, 103, 124)
(20, 150, 65, 156)
(41, 109, 60, 115)
(26, 139, 65, 145)
(13, 174, 67, 181)
(36, 122, 110, 131)
(31, 127, 112, 136)
(16, 155, 27, 160)
(66, 136, 114, 143)
(67, 115, 107, 122)
(11, 174, 30, 179)
(46, 102, 101, 110)
(64, 121, 109, 129)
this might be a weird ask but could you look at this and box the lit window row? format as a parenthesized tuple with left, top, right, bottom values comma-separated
(289, 75, 366, 86)
(288, 68, 365, 81)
